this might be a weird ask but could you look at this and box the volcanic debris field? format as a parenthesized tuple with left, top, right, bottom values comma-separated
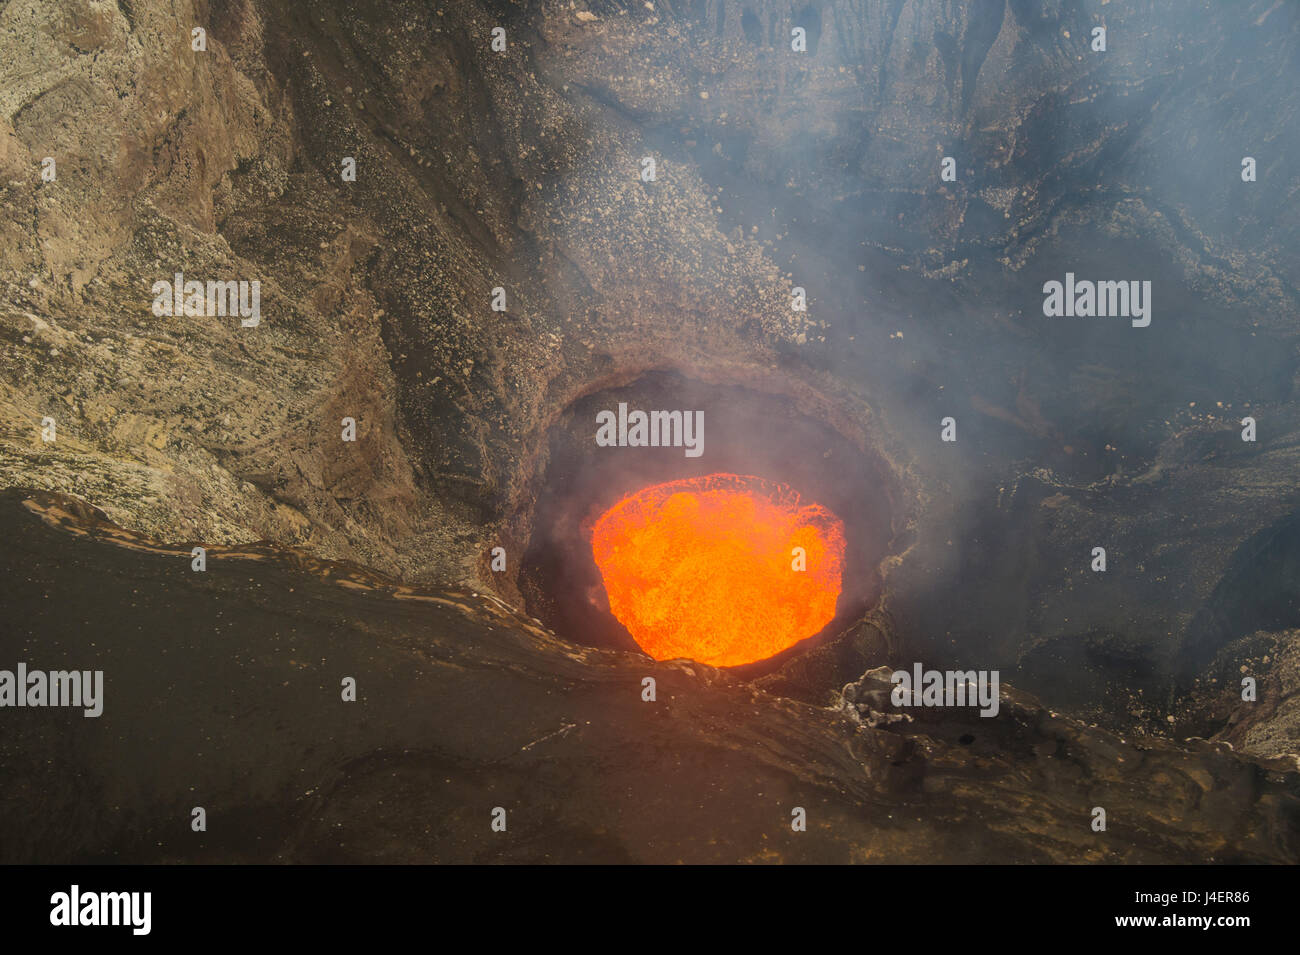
(0, 0, 1299, 862)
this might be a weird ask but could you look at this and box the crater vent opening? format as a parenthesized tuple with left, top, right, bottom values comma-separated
(518, 372, 899, 677)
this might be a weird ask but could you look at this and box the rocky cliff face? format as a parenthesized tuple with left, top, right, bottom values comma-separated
(1, 0, 1299, 853)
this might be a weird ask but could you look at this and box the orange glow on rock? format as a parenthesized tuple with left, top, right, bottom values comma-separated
(591, 473, 846, 667)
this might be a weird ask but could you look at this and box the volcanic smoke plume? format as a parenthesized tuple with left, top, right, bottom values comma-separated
(591, 474, 846, 667)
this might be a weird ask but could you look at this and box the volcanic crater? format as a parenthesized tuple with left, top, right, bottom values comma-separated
(516, 370, 903, 679)
(0, 0, 1298, 863)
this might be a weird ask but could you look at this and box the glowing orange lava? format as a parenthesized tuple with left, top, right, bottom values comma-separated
(591, 473, 846, 667)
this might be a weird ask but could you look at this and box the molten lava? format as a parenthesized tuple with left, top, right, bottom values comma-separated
(591, 473, 846, 667)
